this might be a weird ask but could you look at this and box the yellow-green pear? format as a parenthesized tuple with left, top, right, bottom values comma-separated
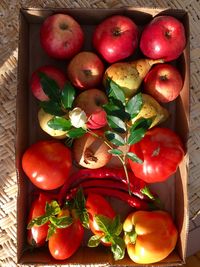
(131, 94, 169, 128)
(38, 108, 68, 139)
(104, 58, 164, 99)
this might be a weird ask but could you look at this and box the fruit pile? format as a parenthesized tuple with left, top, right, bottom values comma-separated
(22, 13, 187, 264)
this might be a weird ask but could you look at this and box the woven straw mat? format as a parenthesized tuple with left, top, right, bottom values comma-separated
(0, 0, 200, 266)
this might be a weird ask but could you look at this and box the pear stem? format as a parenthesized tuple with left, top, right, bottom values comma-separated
(149, 58, 165, 66)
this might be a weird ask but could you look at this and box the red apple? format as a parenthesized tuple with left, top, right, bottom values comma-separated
(93, 15, 138, 63)
(143, 63, 183, 103)
(67, 51, 104, 89)
(74, 89, 108, 129)
(40, 13, 84, 59)
(30, 65, 67, 101)
(140, 16, 186, 62)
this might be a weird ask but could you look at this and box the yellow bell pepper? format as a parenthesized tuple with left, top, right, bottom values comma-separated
(123, 210, 178, 264)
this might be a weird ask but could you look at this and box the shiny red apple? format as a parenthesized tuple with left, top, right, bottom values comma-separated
(30, 65, 67, 101)
(74, 89, 108, 129)
(93, 15, 138, 63)
(140, 16, 186, 62)
(67, 51, 104, 90)
(144, 63, 183, 103)
(40, 13, 84, 59)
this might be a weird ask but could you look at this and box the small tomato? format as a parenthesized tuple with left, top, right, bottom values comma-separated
(48, 218, 84, 260)
(27, 193, 54, 247)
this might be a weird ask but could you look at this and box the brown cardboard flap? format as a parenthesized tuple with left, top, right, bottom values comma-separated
(16, 7, 189, 266)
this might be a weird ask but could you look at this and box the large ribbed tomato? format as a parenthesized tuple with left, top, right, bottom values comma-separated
(22, 140, 72, 190)
(129, 127, 184, 183)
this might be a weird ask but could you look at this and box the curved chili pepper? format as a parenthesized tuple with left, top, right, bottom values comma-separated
(71, 178, 131, 193)
(67, 187, 156, 211)
(59, 167, 155, 203)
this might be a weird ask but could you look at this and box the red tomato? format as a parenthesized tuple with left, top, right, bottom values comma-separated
(48, 219, 84, 260)
(27, 193, 53, 247)
(22, 140, 72, 190)
(129, 127, 184, 183)
(86, 193, 116, 245)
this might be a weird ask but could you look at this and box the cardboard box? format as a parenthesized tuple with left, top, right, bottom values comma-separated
(16, 7, 190, 266)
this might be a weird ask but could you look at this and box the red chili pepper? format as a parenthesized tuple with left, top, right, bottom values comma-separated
(71, 178, 131, 192)
(59, 167, 154, 203)
(67, 187, 155, 211)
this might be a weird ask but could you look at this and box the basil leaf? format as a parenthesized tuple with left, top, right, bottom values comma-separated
(105, 131, 125, 146)
(107, 79, 125, 104)
(94, 215, 112, 235)
(45, 201, 61, 216)
(61, 82, 76, 109)
(126, 93, 143, 119)
(40, 101, 65, 116)
(46, 224, 56, 240)
(47, 117, 72, 131)
(107, 115, 126, 133)
(67, 128, 86, 138)
(39, 72, 61, 103)
(109, 215, 122, 236)
(73, 188, 89, 229)
(50, 216, 73, 228)
(108, 149, 123, 156)
(126, 152, 143, 164)
(111, 236, 125, 261)
(88, 235, 102, 247)
(128, 128, 146, 145)
(27, 215, 49, 229)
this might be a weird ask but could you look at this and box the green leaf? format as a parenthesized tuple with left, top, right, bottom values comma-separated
(27, 215, 49, 229)
(61, 82, 76, 109)
(103, 100, 130, 121)
(109, 215, 122, 236)
(67, 128, 86, 138)
(94, 215, 112, 235)
(126, 93, 143, 119)
(105, 131, 125, 146)
(131, 117, 153, 131)
(128, 128, 146, 145)
(47, 117, 72, 131)
(50, 216, 73, 228)
(107, 79, 125, 104)
(107, 115, 126, 133)
(46, 224, 56, 240)
(64, 137, 74, 148)
(45, 201, 61, 216)
(111, 236, 125, 261)
(39, 72, 61, 103)
(126, 152, 143, 164)
(108, 149, 123, 156)
(88, 235, 102, 247)
(73, 188, 89, 229)
(40, 100, 65, 116)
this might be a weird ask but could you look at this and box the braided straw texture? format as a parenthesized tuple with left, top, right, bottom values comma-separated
(0, 0, 200, 266)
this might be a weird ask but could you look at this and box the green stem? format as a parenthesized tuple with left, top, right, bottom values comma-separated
(87, 129, 131, 195)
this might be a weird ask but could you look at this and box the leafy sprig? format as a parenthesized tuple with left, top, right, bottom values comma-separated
(39, 74, 153, 192)
(39, 72, 86, 140)
(88, 214, 125, 261)
(27, 200, 73, 240)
